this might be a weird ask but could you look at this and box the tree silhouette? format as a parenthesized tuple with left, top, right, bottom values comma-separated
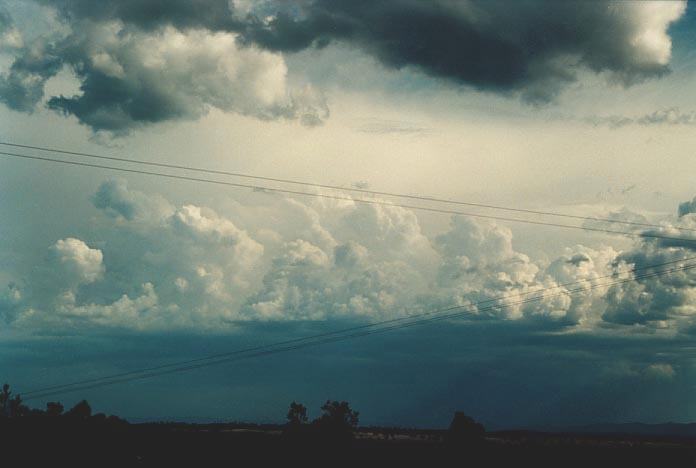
(313, 400, 359, 440)
(286, 401, 308, 426)
(0, 383, 11, 417)
(446, 411, 485, 446)
(0, 384, 29, 417)
(9, 393, 27, 417)
(66, 400, 92, 419)
(46, 402, 64, 417)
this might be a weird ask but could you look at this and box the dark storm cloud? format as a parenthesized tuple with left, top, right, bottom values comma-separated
(0, 5, 10, 30)
(0, 42, 62, 112)
(0, 0, 686, 131)
(241, 0, 686, 102)
(242, 1, 529, 88)
(37, 0, 243, 31)
(0, 0, 328, 134)
(0, 5, 59, 111)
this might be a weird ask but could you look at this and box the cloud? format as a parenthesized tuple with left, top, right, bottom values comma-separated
(0, 190, 622, 329)
(334, 241, 368, 269)
(0, 181, 270, 330)
(678, 196, 696, 218)
(338, 201, 437, 266)
(83, 183, 265, 329)
(38, 0, 241, 31)
(170, 204, 264, 268)
(50, 237, 104, 284)
(240, 237, 431, 321)
(581, 207, 651, 233)
(566, 253, 591, 267)
(33, 0, 307, 35)
(432, 217, 618, 325)
(46, 24, 327, 134)
(638, 108, 696, 126)
(0, 12, 328, 133)
(0, 283, 23, 323)
(586, 107, 696, 128)
(627, 212, 696, 251)
(537, 245, 619, 325)
(354, 118, 431, 136)
(644, 363, 676, 380)
(0, 29, 63, 112)
(240, 0, 686, 102)
(241, 200, 437, 321)
(2, 0, 685, 125)
(92, 179, 173, 220)
(0, 5, 22, 51)
(55, 282, 161, 328)
(601, 238, 696, 326)
(7, 178, 696, 336)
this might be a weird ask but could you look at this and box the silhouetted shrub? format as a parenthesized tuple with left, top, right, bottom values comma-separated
(0, 384, 10, 416)
(46, 402, 64, 417)
(0, 385, 30, 417)
(313, 400, 359, 441)
(66, 400, 92, 419)
(286, 401, 308, 426)
(282, 401, 314, 443)
(107, 414, 128, 426)
(446, 411, 485, 446)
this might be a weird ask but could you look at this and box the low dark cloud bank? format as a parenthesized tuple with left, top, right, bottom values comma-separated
(4, 319, 692, 427)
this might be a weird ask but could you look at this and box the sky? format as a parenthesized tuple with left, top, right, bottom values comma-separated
(1, 0, 696, 429)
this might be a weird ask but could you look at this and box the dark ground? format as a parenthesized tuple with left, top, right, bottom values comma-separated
(2, 420, 695, 467)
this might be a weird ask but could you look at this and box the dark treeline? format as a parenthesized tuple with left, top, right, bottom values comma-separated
(0, 383, 125, 424)
(0, 382, 482, 444)
(0, 383, 693, 467)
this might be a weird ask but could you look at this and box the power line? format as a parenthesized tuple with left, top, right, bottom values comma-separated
(0, 140, 692, 233)
(2, 150, 695, 245)
(22, 259, 696, 401)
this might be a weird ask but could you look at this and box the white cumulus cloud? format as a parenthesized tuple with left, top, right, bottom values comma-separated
(51, 237, 104, 285)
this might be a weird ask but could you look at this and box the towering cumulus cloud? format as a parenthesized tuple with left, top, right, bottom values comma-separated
(1, 178, 695, 337)
(51, 238, 104, 285)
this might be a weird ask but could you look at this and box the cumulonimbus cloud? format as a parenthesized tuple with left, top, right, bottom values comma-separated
(3, 178, 696, 335)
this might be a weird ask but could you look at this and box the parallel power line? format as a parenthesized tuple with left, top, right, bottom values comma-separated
(21, 258, 696, 401)
(0, 141, 693, 234)
(2, 150, 696, 246)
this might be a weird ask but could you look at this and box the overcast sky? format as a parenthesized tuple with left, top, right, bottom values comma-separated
(1, 0, 696, 429)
